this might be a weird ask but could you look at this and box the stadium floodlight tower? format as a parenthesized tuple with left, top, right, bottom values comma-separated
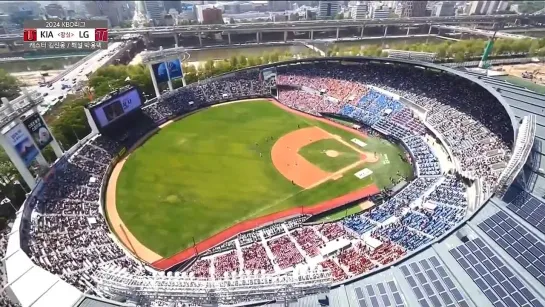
(0, 90, 63, 189)
(141, 46, 190, 98)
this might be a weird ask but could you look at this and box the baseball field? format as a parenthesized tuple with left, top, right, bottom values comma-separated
(111, 99, 413, 258)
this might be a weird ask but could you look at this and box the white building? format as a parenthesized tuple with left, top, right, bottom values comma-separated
(318, 1, 340, 18)
(351, 1, 369, 19)
(143, 1, 166, 25)
(469, 0, 506, 15)
(179, 2, 198, 21)
(498, 1, 509, 12)
(432, 1, 455, 16)
(369, 3, 390, 19)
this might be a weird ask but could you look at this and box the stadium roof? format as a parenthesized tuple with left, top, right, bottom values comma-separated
(465, 71, 545, 195)
(75, 297, 131, 307)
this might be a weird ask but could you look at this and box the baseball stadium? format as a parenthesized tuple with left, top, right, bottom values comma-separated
(3, 56, 544, 307)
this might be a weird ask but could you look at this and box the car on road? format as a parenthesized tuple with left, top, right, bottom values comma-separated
(42, 93, 48, 97)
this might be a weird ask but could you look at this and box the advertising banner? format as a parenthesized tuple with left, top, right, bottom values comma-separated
(166, 59, 183, 80)
(152, 62, 169, 84)
(23, 113, 53, 150)
(260, 67, 277, 88)
(5, 123, 39, 167)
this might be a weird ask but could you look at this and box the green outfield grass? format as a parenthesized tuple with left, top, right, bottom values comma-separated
(115, 100, 413, 257)
(298, 138, 361, 172)
(317, 203, 363, 222)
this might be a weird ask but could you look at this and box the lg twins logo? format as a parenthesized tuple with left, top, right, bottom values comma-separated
(121, 98, 133, 110)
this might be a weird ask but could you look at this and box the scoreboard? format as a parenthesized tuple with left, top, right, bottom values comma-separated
(88, 86, 143, 129)
(23, 20, 108, 50)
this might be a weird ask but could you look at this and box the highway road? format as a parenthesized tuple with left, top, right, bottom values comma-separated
(0, 14, 536, 41)
(33, 42, 123, 115)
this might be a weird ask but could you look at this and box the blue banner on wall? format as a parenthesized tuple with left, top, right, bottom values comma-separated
(152, 62, 169, 84)
(167, 59, 183, 80)
(152, 60, 183, 83)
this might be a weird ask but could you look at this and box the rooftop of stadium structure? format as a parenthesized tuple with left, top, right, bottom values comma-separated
(5, 59, 545, 307)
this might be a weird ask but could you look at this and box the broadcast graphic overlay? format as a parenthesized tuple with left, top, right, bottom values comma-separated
(23, 20, 108, 50)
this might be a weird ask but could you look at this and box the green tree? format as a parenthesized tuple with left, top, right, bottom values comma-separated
(238, 55, 247, 67)
(530, 40, 540, 56)
(247, 56, 257, 66)
(89, 65, 130, 97)
(335, 13, 344, 20)
(0, 69, 20, 101)
(48, 95, 91, 149)
(229, 55, 239, 68)
(270, 51, 280, 62)
(262, 53, 271, 64)
(454, 52, 465, 63)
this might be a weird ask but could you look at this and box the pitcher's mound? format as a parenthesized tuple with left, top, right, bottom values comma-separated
(325, 150, 339, 157)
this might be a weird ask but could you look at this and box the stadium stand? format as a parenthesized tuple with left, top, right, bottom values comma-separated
(7, 57, 545, 307)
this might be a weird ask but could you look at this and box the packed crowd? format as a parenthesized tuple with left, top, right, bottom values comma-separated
(267, 235, 305, 270)
(426, 175, 468, 207)
(277, 76, 440, 178)
(0, 224, 20, 307)
(319, 259, 347, 281)
(340, 90, 404, 126)
(242, 243, 274, 273)
(9, 60, 490, 302)
(363, 177, 439, 223)
(343, 215, 376, 236)
(316, 222, 351, 241)
(213, 250, 239, 278)
(277, 73, 367, 101)
(291, 227, 325, 257)
(277, 88, 342, 116)
(400, 205, 466, 237)
(25, 137, 152, 294)
(187, 259, 211, 278)
(371, 222, 433, 251)
(144, 70, 269, 124)
(338, 245, 376, 275)
(276, 62, 512, 190)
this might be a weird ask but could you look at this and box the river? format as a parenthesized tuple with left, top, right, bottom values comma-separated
(0, 56, 85, 73)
